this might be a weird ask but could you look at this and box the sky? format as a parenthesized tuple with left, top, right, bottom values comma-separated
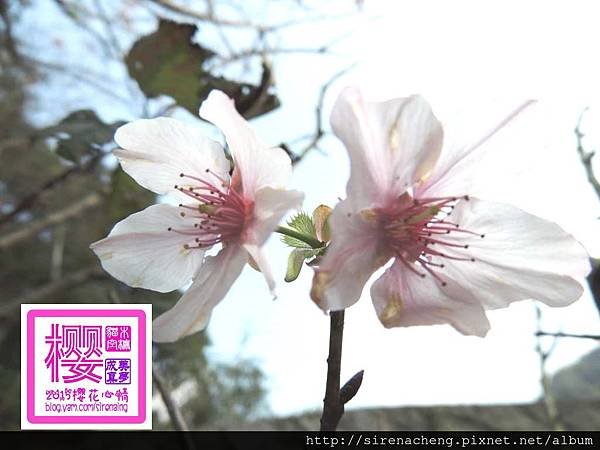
(16, 0, 600, 418)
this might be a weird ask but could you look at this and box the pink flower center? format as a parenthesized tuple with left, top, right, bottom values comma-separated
(376, 193, 484, 286)
(167, 170, 253, 250)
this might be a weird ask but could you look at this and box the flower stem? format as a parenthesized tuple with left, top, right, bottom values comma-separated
(275, 225, 323, 249)
(320, 309, 345, 431)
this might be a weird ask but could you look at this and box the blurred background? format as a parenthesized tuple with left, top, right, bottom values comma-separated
(1, 0, 600, 431)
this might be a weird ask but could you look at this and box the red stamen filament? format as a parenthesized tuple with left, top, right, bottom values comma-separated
(378, 195, 483, 287)
(169, 172, 252, 250)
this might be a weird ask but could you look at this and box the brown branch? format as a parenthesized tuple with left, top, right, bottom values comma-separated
(536, 331, 600, 340)
(148, 0, 271, 30)
(0, 265, 104, 317)
(92, 0, 123, 56)
(575, 108, 600, 201)
(0, 0, 19, 61)
(148, 0, 353, 32)
(152, 365, 191, 433)
(320, 309, 345, 431)
(534, 307, 564, 431)
(108, 290, 193, 440)
(53, 0, 115, 58)
(0, 151, 102, 228)
(291, 63, 357, 165)
(22, 56, 132, 106)
(209, 46, 329, 69)
(0, 192, 103, 250)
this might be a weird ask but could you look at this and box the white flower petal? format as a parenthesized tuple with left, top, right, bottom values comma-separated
(243, 243, 276, 295)
(417, 101, 534, 198)
(153, 244, 247, 342)
(330, 88, 443, 208)
(367, 94, 444, 193)
(90, 204, 205, 293)
(330, 87, 395, 208)
(435, 197, 589, 308)
(114, 117, 230, 198)
(251, 186, 304, 245)
(371, 260, 491, 337)
(199, 90, 292, 197)
(313, 200, 383, 311)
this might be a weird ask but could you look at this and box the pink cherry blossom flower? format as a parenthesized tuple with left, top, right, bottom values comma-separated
(312, 87, 590, 336)
(91, 90, 303, 342)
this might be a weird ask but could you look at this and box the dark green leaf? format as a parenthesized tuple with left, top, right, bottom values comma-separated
(43, 110, 121, 163)
(126, 20, 279, 118)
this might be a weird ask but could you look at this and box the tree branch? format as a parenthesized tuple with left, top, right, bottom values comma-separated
(290, 64, 357, 164)
(0, 265, 104, 317)
(535, 331, 600, 340)
(0, 152, 102, 228)
(0, 192, 103, 250)
(575, 108, 600, 201)
(152, 365, 191, 433)
(148, 0, 353, 32)
(534, 307, 564, 431)
(320, 310, 345, 431)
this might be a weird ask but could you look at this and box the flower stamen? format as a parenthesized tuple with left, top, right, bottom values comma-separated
(169, 173, 253, 250)
(376, 193, 484, 287)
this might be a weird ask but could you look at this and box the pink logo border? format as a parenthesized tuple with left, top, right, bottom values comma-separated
(26, 309, 146, 424)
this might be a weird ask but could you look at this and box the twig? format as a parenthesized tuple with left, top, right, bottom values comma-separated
(534, 307, 564, 431)
(0, 0, 19, 61)
(0, 265, 104, 316)
(0, 151, 102, 227)
(148, 0, 270, 30)
(291, 63, 357, 164)
(22, 55, 132, 106)
(148, 0, 353, 32)
(575, 108, 600, 201)
(109, 290, 194, 441)
(53, 0, 114, 58)
(536, 331, 600, 340)
(152, 365, 192, 433)
(320, 309, 345, 431)
(0, 192, 103, 250)
(209, 46, 329, 70)
(92, 0, 123, 57)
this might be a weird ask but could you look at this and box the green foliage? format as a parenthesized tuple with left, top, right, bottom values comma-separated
(281, 211, 327, 282)
(153, 334, 267, 428)
(0, 58, 267, 434)
(108, 167, 155, 223)
(281, 211, 317, 249)
(41, 110, 123, 163)
(126, 20, 279, 118)
(285, 248, 316, 282)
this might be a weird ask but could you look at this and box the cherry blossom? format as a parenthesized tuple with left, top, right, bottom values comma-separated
(312, 88, 589, 336)
(91, 90, 303, 342)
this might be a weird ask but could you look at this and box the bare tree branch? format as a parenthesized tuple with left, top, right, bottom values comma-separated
(290, 63, 356, 164)
(209, 46, 329, 69)
(534, 307, 564, 431)
(53, 0, 116, 58)
(536, 331, 600, 340)
(153, 365, 192, 434)
(108, 289, 193, 438)
(575, 108, 600, 201)
(0, 265, 105, 317)
(0, 192, 103, 250)
(320, 310, 345, 431)
(148, 0, 354, 32)
(0, 151, 102, 228)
